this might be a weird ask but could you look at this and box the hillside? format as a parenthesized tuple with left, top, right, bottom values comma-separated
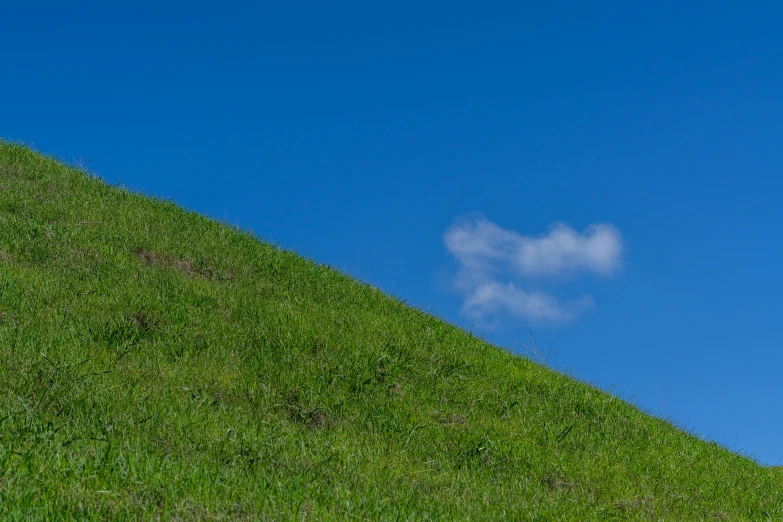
(0, 141, 780, 521)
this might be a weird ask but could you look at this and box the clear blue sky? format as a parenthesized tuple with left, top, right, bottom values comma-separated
(4, 2, 782, 465)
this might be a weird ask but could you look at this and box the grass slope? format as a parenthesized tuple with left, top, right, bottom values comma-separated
(0, 141, 780, 521)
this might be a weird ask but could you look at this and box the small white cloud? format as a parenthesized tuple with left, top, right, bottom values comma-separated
(462, 282, 594, 322)
(443, 215, 622, 324)
(444, 216, 622, 277)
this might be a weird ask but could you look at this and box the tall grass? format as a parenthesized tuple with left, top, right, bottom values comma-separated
(0, 140, 780, 520)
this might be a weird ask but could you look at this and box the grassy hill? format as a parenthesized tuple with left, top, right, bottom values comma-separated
(0, 140, 780, 520)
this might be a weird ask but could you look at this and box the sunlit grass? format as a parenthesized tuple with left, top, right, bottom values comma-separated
(0, 140, 780, 520)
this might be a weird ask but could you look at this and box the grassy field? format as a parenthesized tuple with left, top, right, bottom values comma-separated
(0, 140, 780, 520)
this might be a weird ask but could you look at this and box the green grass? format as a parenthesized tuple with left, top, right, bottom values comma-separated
(0, 140, 780, 521)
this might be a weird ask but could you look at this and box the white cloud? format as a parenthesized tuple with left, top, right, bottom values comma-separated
(443, 215, 622, 323)
(444, 216, 622, 277)
(462, 282, 594, 322)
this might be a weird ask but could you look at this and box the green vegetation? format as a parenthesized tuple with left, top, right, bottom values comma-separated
(0, 141, 780, 520)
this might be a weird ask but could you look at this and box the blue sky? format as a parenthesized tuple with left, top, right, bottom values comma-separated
(3, 2, 782, 465)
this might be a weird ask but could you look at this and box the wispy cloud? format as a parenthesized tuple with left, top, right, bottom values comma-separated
(444, 215, 622, 324)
